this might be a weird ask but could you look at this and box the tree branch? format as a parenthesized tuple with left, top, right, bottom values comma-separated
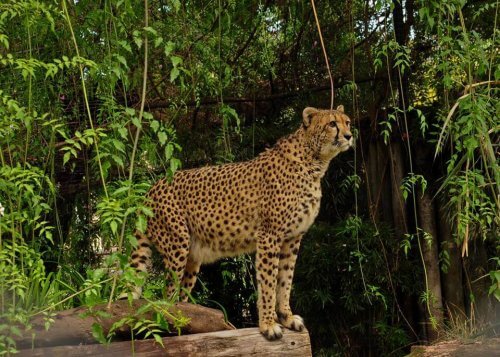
(145, 75, 387, 110)
(228, 0, 272, 65)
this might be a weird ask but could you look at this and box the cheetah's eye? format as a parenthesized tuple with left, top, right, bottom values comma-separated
(329, 121, 338, 128)
(346, 121, 351, 127)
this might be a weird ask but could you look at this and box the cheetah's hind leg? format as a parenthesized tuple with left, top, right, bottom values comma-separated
(178, 256, 201, 302)
(157, 220, 192, 301)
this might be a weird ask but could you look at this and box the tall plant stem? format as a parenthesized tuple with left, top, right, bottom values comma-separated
(217, 0, 231, 158)
(62, 0, 108, 198)
(487, 1, 499, 96)
(108, 0, 149, 307)
(348, 0, 369, 303)
(23, 15, 32, 169)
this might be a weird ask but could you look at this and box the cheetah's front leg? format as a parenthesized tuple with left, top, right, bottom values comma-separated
(255, 231, 282, 340)
(276, 236, 305, 332)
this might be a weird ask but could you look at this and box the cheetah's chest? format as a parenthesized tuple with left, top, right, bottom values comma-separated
(285, 186, 322, 238)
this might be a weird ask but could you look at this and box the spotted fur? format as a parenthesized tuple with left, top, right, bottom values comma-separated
(128, 106, 353, 340)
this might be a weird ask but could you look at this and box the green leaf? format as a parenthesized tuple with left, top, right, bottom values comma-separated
(164, 41, 175, 57)
(118, 40, 132, 53)
(113, 155, 124, 168)
(125, 108, 135, 116)
(165, 143, 173, 160)
(170, 67, 180, 82)
(150, 120, 160, 133)
(9, 326, 21, 337)
(136, 215, 147, 233)
(132, 117, 142, 129)
(63, 152, 71, 165)
(401, 187, 408, 201)
(112, 139, 126, 153)
(128, 234, 138, 248)
(170, 56, 182, 67)
(154, 333, 165, 346)
(143, 112, 153, 121)
(118, 127, 128, 139)
(158, 131, 168, 145)
(113, 185, 131, 196)
(154, 36, 163, 48)
(170, 0, 181, 13)
(170, 158, 180, 174)
(133, 30, 143, 48)
(144, 26, 157, 35)
(45, 231, 53, 244)
(142, 207, 154, 217)
(110, 221, 118, 235)
(91, 323, 108, 344)
(115, 54, 127, 67)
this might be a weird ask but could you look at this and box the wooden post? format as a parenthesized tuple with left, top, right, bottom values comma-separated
(14, 300, 234, 350)
(17, 328, 312, 357)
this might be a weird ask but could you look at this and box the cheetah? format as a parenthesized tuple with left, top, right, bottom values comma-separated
(127, 106, 353, 340)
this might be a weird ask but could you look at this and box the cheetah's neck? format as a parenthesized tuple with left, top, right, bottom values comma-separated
(263, 128, 332, 180)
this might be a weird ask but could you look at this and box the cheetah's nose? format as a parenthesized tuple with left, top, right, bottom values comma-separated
(344, 134, 352, 141)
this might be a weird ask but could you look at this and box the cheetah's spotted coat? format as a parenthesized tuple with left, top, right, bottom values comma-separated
(129, 106, 353, 340)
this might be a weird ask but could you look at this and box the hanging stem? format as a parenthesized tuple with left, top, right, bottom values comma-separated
(310, 0, 335, 109)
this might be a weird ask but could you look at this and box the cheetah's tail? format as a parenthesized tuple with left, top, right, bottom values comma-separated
(119, 231, 152, 300)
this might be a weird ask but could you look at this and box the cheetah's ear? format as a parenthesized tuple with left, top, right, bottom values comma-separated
(336, 105, 344, 113)
(302, 107, 318, 128)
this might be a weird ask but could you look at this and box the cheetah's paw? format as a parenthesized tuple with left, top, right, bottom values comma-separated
(260, 321, 283, 341)
(279, 314, 305, 332)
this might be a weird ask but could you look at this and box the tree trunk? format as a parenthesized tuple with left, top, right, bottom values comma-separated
(377, 140, 394, 224)
(417, 189, 444, 342)
(392, 0, 411, 109)
(389, 141, 407, 239)
(367, 141, 381, 222)
(465, 239, 494, 325)
(437, 199, 465, 323)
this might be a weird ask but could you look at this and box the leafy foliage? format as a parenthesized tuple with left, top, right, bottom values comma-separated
(294, 222, 416, 356)
(0, 0, 497, 355)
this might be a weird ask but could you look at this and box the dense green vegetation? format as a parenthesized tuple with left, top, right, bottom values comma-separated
(0, 0, 498, 355)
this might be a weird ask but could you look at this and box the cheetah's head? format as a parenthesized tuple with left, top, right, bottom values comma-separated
(302, 106, 354, 160)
